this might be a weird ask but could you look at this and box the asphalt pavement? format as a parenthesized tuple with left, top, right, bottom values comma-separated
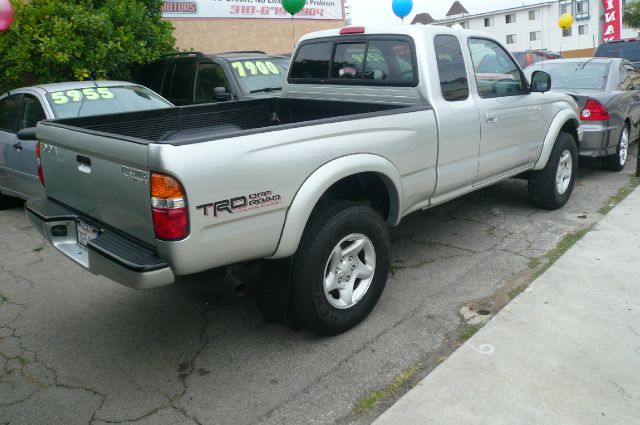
(0, 154, 638, 424)
(374, 182, 640, 424)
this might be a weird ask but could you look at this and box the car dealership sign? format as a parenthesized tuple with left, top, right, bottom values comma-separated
(162, 0, 344, 20)
(602, 0, 622, 42)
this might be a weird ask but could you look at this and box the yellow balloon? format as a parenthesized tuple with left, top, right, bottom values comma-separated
(558, 13, 574, 29)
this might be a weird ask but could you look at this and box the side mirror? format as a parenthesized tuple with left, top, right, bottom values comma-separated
(16, 127, 37, 140)
(530, 70, 551, 93)
(214, 87, 230, 101)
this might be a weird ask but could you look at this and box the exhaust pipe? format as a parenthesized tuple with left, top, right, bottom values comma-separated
(223, 267, 250, 297)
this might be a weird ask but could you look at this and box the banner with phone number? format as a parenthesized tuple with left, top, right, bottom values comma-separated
(162, 0, 344, 20)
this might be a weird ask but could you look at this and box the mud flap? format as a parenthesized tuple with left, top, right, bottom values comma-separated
(257, 258, 293, 324)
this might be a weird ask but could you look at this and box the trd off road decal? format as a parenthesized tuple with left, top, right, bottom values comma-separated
(197, 191, 282, 218)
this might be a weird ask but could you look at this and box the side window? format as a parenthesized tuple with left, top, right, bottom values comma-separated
(0, 95, 19, 133)
(20, 94, 46, 129)
(434, 35, 469, 101)
(290, 42, 333, 79)
(619, 65, 633, 90)
(170, 61, 195, 102)
(468, 38, 526, 98)
(623, 64, 640, 90)
(194, 63, 230, 102)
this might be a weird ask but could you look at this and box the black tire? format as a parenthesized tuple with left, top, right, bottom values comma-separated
(602, 124, 629, 172)
(528, 132, 578, 210)
(291, 201, 391, 335)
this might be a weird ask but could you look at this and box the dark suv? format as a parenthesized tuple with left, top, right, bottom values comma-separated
(512, 50, 563, 69)
(137, 51, 290, 106)
(594, 38, 640, 68)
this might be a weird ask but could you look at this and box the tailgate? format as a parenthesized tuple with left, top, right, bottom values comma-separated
(37, 123, 156, 246)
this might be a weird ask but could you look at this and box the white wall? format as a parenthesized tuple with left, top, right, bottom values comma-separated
(434, 0, 639, 54)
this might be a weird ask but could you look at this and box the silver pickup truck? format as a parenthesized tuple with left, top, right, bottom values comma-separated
(26, 25, 582, 335)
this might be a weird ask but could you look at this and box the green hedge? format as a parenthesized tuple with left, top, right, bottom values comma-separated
(0, 0, 175, 89)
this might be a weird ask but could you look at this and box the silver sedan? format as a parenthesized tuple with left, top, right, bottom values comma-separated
(526, 57, 640, 171)
(0, 81, 173, 208)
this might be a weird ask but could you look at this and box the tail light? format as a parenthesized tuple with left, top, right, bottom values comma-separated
(526, 53, 532, 66)
(581, 99, 610, 121)
(36, 142, 44, 187)
(340, 26, 365, 35)
(150, 172, 189, 240)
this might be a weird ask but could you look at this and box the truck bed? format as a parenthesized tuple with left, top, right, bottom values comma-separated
(42, 98, 412, 145)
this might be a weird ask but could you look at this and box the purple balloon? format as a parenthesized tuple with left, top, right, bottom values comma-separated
(0, 0, 14, 32)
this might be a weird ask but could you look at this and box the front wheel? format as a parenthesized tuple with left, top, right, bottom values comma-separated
(602, 124, 629, 172)
(528, 132, 578, 210)
(291, 201, 391, 335)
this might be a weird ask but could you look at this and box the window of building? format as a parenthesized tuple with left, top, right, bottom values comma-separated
(575, 0, 590, 20)
(484, 17, 494, 27)
(460, 21, 469, 29)
(579, 24, 589, 35)
(563, 27, 572, 37)
(507, 34, 517, 44)
(505, 14, 516, 24)
(434, 35, 469, 101)
(560, 0, 573, 15)
(530, 31, 541, 41)
(529, 10, 538, 20)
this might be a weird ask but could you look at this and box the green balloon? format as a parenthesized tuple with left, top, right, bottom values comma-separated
(282, 0, 306, 15)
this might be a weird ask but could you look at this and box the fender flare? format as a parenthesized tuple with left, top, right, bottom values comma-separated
(533, 109, 581, 170)
(270, 154, 403, 259)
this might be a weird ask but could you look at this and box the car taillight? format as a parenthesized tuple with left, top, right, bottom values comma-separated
(581, 99, 610, 121)
(150, 172, 189, 240)
(36, 142, 44, 187)
(340, 26, 365, 35)
(526, 53, 532, 66)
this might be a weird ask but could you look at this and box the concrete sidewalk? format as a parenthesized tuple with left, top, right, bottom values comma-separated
(374, 187, 640, 425)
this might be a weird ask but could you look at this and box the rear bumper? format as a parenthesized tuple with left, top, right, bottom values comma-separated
(25, 198, 175, 289)
(578, 123, 616, 158)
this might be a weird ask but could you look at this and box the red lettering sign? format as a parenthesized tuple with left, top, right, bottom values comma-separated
(602, 0, 622, 42)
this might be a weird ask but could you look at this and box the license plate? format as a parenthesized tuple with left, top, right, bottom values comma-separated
(77, 221, 99, 248)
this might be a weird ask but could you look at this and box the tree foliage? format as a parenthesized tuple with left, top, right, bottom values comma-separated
(623, 1, 640, 30)
(0, 0, 175, 89)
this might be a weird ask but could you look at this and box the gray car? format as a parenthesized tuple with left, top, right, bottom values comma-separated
(526, 58, 640, 171)
(0, 81, 173, 207)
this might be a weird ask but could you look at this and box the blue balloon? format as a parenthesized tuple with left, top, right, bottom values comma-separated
(392, 0, 413, 19)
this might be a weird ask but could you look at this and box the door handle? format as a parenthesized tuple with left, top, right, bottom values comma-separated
(13, 142, 22, 151)
(529, 105, 543, 112)
(486, 113, 498, 124)
(76, 155, 91, 173)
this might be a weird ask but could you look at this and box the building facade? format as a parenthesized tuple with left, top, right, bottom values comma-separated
(162, 0, 346, 54)
(416, 1, 637, 57)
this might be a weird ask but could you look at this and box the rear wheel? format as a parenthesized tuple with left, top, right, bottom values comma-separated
(602, 124, 629, 172)
(528, 132, 578, 210)
(291, 201, 390, 335)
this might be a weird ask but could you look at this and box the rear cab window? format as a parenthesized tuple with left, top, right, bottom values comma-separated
(289, 36, 418, 86)
(434, 34, 469, 101)
(596, 41, 640, 63)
